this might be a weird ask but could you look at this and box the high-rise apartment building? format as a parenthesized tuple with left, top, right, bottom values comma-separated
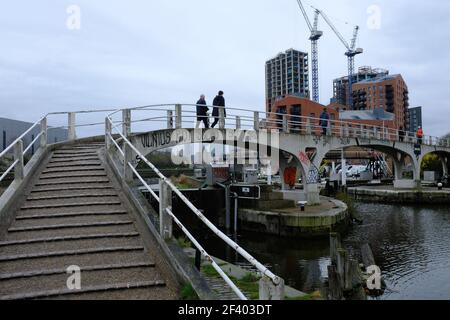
(265, 49, 309, 113)
(352, 74, 409, 130)
(407, 107, 423, 133)
(332, 66, 389, 107)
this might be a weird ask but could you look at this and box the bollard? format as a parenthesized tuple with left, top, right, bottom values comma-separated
(259, 276, 285, 300)
(13, 140, 24, 182)
(159, 179, 173, 240)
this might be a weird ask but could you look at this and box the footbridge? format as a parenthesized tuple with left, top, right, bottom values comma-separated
(1, 104, 449, 300)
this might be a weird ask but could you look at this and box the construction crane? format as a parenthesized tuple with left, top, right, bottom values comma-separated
(317, 9, 363, 109)
(295, 0, 323, 103)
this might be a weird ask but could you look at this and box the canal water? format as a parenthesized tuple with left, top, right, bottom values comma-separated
(201, 202, 450, 300)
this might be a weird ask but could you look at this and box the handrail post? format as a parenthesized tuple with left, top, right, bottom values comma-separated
(105, 117, 111, 151)
(282, 115, 289, 133)
(14, 140, 24, 182)
(122, 109, 131, 137)
(167, 110, 174, 129)
(40, 117, 47, 148)
(68, 112, 76, 141)
(253, 112, 259, 131)
(159, 179, 173, 240)
(327, 120, 332, 136)
(306, 118, 312, 135)
(236, 116, 241, 130)
(219, 107, 225, 129)
(175, 104, 182, 129)
(259, 276, 285, 300)
(123, 143, 133, 183)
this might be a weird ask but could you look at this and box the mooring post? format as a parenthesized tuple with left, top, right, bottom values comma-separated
(259, 276, 285, 300)
(330, 232, 341, 266)
(13, 139, 24, 182)
(68, 112, 76, 141)
(327, 265, 343, 300)
(159, 179, 173, 240)
(40, 117, 47, 148)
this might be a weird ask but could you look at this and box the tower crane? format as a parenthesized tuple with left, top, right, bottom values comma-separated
(295, 0, 323, 103)
(317, 9, 363, 109)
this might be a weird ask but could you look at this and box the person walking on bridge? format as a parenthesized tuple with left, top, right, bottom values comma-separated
(319, 108, 330, 136)
(211, 91, 226, 128)
(416, 126, 424, 144)
(196, 94, 209, 129)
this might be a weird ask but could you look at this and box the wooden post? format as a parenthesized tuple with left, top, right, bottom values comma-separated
(159, 179, 173, 240)
(40, 117, 47, 148)
(330, 232, 341, 266)
(336, 249, 347, 288)
(13, 140, 24, 182)
(327, 265, 343, 300)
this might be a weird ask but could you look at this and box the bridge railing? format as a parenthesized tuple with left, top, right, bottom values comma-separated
(106, 103, 449, 149)
(105, 111, 285, 300)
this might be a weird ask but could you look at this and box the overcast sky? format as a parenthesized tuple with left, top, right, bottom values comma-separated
(0, 0, 449, 136)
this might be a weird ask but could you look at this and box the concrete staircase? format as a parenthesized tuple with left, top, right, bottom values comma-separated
(239, 185, 296, 211)
(0, 143, 177, 300)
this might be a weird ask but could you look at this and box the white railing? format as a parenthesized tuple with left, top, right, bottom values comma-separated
(105, 113, 284, 300)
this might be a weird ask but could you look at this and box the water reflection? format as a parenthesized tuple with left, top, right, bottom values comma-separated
(202, 202, 450, 299)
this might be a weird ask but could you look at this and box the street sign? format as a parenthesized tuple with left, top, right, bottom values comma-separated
(230, 184, 260, 199)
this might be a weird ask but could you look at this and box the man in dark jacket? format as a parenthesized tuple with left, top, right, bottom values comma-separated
(211, 91, 225, 128)
(196, 94, 209, 128)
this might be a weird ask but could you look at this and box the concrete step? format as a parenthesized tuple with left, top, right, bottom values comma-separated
(12, 214, 132, 230)
(0, 249, 151, 275)
(17, 204, 125, 216)
(1, 279, 167, 300)
(0, 235, 143, 256)
(49, 157, 100, 164)
(4, 224, 137, 242)
(31, 185, 114, 194)
(35, 178, 110, 186)
(259, 191, 284, 201)
(0, 245, 145, 263)
(8, 220, 133, 234)
(46, 161, 102, 168)
(16, 210, 127, 220)
(42, 167, 105, 174)
(39, 172, 108, 180)
(25, 194, 119, 203)
(0, 232, 140, 248)
(27, 191, 119, 201)
(20, 198, 122, 209)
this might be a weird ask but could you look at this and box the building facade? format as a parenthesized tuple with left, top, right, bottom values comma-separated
(0, 117, 68, 154)
(407, 107, 422, 133)
(265, 49, 309, 114)
(352, 74, 409, 131)
(332, 66, 389, 107)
